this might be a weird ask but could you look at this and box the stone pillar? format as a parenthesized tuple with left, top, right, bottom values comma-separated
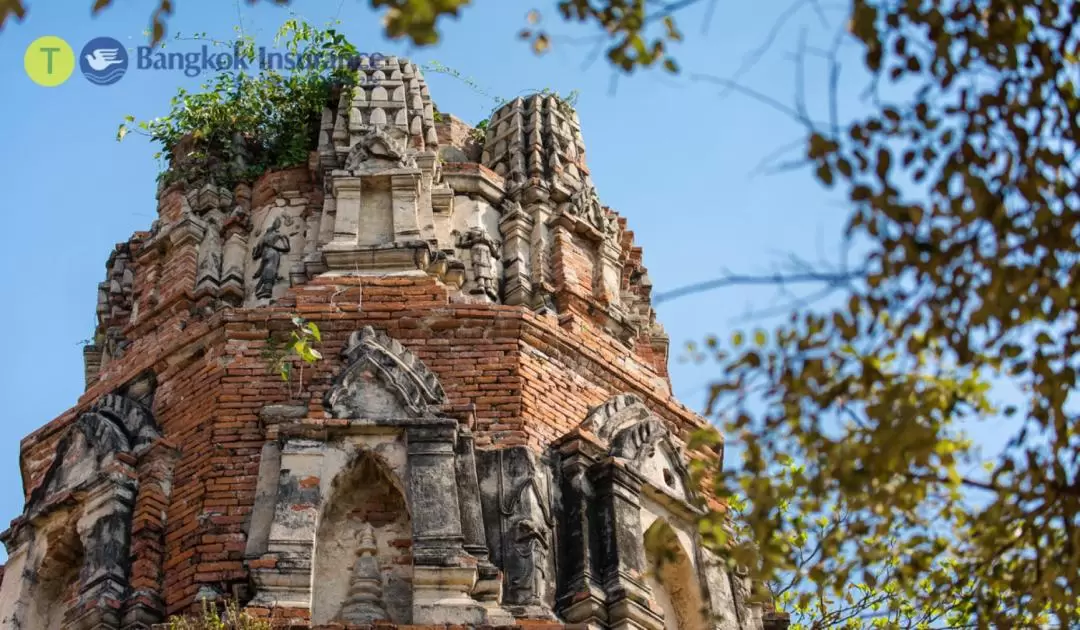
(317, 182, 337, 249)
(390, 172, 422, 240)
(590, 460, 663, 630)
(330, 177, 362, 243)
(455, 428, 490, 563)
(194, 209, 225, 298)
(219, 220, 248, 306)
(456, 429, 514, 625)
(500, 202, 534, 306)
(597, 239, 622, 306)
(249, 439, 323, 610)
(83, 344, 103, 389)
(530, 201, 554, 311)
(68, 473, 139, 629)
(406, 423, 484, 624)
(555, 449, 608, 629)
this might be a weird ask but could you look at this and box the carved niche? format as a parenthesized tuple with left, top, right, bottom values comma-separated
(247, 327, 510, 626)
(551, 393, 710, 630)
(0, 373, 165, 630)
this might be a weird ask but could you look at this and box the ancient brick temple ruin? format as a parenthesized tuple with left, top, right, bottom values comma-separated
(0, 57, 788, 630)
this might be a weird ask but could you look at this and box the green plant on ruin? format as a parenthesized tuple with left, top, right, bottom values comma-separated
(166, 599, 270, 630)
(263, 315, 322, 398)
(117, 18, 359, 188)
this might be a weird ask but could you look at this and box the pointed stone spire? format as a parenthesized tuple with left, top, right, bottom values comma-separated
(339, 523, 388, 623)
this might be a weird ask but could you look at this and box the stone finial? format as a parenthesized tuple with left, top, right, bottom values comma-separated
(481, 93, 588, 197)
(339, 522, 388, 623)
(336, 55, 439, 160)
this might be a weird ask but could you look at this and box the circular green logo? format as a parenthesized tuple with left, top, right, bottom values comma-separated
(24, 36, 75, 87)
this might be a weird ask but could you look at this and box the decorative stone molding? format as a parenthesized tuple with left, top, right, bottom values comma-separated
(551, 393, 754, 630)
(344, 126, 417, 172)
(0, 372, 164, 630)
(249, 328, 508, 626)
(324, 326, 446, 418)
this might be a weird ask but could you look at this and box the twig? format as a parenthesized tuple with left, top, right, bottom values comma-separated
(654, 268, 863, 305)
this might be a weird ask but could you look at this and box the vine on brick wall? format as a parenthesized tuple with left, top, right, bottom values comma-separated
(118, 19, 359, 188)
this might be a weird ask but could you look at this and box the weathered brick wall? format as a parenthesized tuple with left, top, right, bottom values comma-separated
(10, 142, 715, 624)
(18, 271, 707, 619)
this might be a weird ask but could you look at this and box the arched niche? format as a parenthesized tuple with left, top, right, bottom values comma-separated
(22, 518, 83, 630)
(643, 519, 708, 630)
(0, 372, 161, 630)
(311, 449, 413, 626)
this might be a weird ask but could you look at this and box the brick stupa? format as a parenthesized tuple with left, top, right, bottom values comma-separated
(0, 56, 788, 630)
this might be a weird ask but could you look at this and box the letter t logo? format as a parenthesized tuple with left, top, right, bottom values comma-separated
(39, 46, 60, 74)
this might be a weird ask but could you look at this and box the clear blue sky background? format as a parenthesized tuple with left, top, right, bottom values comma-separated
(0, 0, 1010, 560)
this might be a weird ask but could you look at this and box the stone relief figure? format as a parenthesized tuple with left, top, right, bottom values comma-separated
(510, 516, 551, 606)
(251, 216, 291, 300)
(500, 452, 555, 612)
(477, 447, 557, 617)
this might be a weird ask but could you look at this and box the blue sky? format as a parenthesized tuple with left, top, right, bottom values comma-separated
(0, 0, 1004, 558)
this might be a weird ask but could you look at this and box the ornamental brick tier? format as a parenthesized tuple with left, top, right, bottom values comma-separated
(0, 56, 788, 630)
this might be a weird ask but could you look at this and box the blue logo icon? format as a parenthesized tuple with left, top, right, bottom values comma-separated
(79, 37, 128, 85)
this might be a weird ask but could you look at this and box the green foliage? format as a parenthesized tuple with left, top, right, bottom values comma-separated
(371, 0, 471, 46)
(118, 19, 358, 187)
(263, 315, 322, 397)
(691, 0, 1080, 626)
(167, 599, 270, 630)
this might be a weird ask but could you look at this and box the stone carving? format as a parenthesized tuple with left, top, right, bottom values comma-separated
(345, 126, 416, 171)
(324, 326, 446, 418)
(251, 216, 291, 300)
(510, 515, 551, 605)
(333, 55, 439, 161)
(339, 523, 389, 623)
(477, 447, 556, 617)
(0, 373, 160, 630)
(195, 216, 224, 292)
(458, 227, 501, 301)
(582, 392, 653, 440)
(580, 393, 691, 500)
(481, 94, 587, 193)
(610, 417, 668, 462)
(29, 374, 159, 512)
(558, 185, 619, 238)
(87, 243, 137, 382)
(191, 186, 232, 296)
